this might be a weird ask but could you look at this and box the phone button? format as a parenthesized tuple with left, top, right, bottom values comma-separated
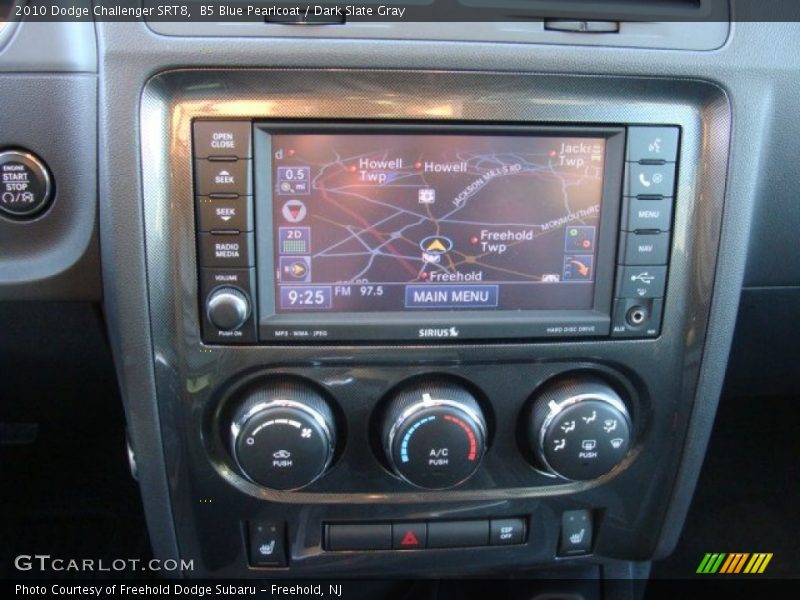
(625, 163, 676, 198)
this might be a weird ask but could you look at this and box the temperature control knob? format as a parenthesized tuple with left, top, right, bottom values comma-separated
(206, 287, 250, 331)
(230, 381, 336, 491)
(529, 377, 632, 481)
(383, 381, 487, 489)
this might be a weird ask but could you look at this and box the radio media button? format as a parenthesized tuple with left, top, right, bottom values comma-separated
(621, 197, 673, 232)
(197, 196, 253, 232)
(626, 127, 679, 163)
(193, 121, 252, 159)
(199, 232, 254, 268)
(624, 162, 676, 198)
(619, 231, 670, 265)
(616, 266, 667, 299)
(195, 159, 252, 197)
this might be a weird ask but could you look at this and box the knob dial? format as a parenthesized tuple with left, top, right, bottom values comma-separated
(230, 381, 335, 491)
(207, 287, 250, 331)
(529, 377, 632, 481)
(383, 381, 487, 490)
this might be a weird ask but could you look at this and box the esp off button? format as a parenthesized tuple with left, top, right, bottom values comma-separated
(0, 150, 53, 219)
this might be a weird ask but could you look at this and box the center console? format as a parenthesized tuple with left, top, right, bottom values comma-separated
(136, 69, 730, 577)
(195, 121, 677, 344)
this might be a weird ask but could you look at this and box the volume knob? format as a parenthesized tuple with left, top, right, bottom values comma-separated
(206, 287, 250, 331)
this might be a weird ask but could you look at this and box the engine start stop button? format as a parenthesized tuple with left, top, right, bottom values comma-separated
(0, 149, 54, 219)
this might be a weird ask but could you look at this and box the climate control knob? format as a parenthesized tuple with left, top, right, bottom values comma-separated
(230, 381, 335, 491)
(206, 287, 250, 331)
(529, 377, 632, 481)
(383, 381, 487, 489)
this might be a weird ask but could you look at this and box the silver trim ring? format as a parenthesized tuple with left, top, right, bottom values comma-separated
(231, 398, 335, 491)
(0, 150, 53, 218)
(387, 396, 487, 488)
(537, 389, 631, 481)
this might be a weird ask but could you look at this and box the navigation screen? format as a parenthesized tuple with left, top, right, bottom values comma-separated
(270, 132, 607, 313)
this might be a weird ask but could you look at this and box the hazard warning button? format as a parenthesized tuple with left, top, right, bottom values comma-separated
(392, 522, 427, 550)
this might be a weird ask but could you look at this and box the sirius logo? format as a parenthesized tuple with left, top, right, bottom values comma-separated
(418, 327, 460, 338)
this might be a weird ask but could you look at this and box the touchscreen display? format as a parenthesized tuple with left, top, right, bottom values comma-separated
(270, 133, 606, 313)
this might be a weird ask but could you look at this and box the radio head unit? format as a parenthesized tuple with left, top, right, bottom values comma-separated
(254, 124, 624, 341)
(194, 121, 679, 343)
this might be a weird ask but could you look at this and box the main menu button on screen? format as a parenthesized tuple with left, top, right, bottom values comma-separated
(405, 285, 499, 309)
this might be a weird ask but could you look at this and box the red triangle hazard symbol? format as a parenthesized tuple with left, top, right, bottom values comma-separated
(400, 530, 419, 546)
(289, 206, 300, 218)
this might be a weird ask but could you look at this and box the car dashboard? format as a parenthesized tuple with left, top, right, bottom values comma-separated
(1, 1, 799, 593)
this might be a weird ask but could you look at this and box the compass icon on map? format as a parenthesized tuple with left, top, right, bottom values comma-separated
(419, 235, 453, 264)
(282, 199, 307, 223)
(419, 236, 453, 255)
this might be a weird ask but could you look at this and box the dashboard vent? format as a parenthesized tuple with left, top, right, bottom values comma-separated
(458, 0, 721, 20)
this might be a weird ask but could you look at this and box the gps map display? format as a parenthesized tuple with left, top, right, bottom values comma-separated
(270, 132, 607, 313)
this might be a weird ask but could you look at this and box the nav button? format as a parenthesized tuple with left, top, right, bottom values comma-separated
(619, 231, 670, 266)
